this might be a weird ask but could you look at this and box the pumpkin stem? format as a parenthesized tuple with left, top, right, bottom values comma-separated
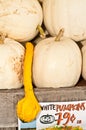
(55, 28, 64, 41)
(0, 33, 6, 44)
(37, 25, 46, 38)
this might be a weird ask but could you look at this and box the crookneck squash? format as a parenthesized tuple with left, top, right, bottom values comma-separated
(16, 42, 41, 122)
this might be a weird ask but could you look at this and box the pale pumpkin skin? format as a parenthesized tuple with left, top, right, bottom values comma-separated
(81, 45, 86, 80)
(43, 0, 86, 41)
(0, 38, 25, 89)
(0, 0, 43, 42)
(33, 37, 82, 88)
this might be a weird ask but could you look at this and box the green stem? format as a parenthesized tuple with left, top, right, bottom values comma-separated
(55, 28, 64, 41)
(37, 25, 46, 38)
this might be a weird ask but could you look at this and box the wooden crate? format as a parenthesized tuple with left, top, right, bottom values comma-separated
(0, 78, 86, 130)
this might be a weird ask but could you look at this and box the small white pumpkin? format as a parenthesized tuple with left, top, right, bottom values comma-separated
(81, 45, 86, 80)
(33, 30, 82, 88)
(0, 0, 43, 42)
(0, 37, 25, 89)
(43, 0, 86, 41)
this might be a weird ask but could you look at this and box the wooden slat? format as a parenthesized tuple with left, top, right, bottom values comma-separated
(0, 78, 86, 128)
(0, 128, 17, 130)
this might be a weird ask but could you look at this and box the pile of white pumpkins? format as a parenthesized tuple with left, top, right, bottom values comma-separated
(0, 0, 86, 89)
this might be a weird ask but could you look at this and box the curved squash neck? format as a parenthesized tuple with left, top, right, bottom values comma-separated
(23, 42, 34, 97)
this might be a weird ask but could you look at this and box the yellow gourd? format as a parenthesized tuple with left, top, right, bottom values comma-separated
(16, 42, 41, 122)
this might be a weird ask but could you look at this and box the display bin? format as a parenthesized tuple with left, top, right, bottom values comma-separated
(0, 77, 86, 130)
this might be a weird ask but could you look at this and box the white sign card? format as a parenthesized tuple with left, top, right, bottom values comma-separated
(18, 100, 86, 130)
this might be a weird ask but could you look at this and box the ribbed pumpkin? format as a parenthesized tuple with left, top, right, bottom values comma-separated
(32, 30, 82, 88)
(0, 0, 43, 42)
(43, 0, 86, 41)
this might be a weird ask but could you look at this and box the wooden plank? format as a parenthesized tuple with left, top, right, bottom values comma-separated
(0, 128, 17, 130)
(0, 89, 20, 128)
(0, 79, 86, 128)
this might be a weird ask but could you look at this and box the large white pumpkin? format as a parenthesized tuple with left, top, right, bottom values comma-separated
(33, 36, 82, 88)
(0, 37, 25, 89)
(0, 0, 43, 42)
(43, 0, 86, 41)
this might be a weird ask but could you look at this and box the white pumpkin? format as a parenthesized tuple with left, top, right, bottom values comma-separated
(0, 0, 43, 42)
(0, 37, 25, 89)
(43, 0, 86, 41)
(81, 45, 86, 80)
(33, 34, 82, 88)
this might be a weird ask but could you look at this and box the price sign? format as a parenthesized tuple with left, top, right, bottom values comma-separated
(37, 101, 86, 130)
(56, 112, 76, 125)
